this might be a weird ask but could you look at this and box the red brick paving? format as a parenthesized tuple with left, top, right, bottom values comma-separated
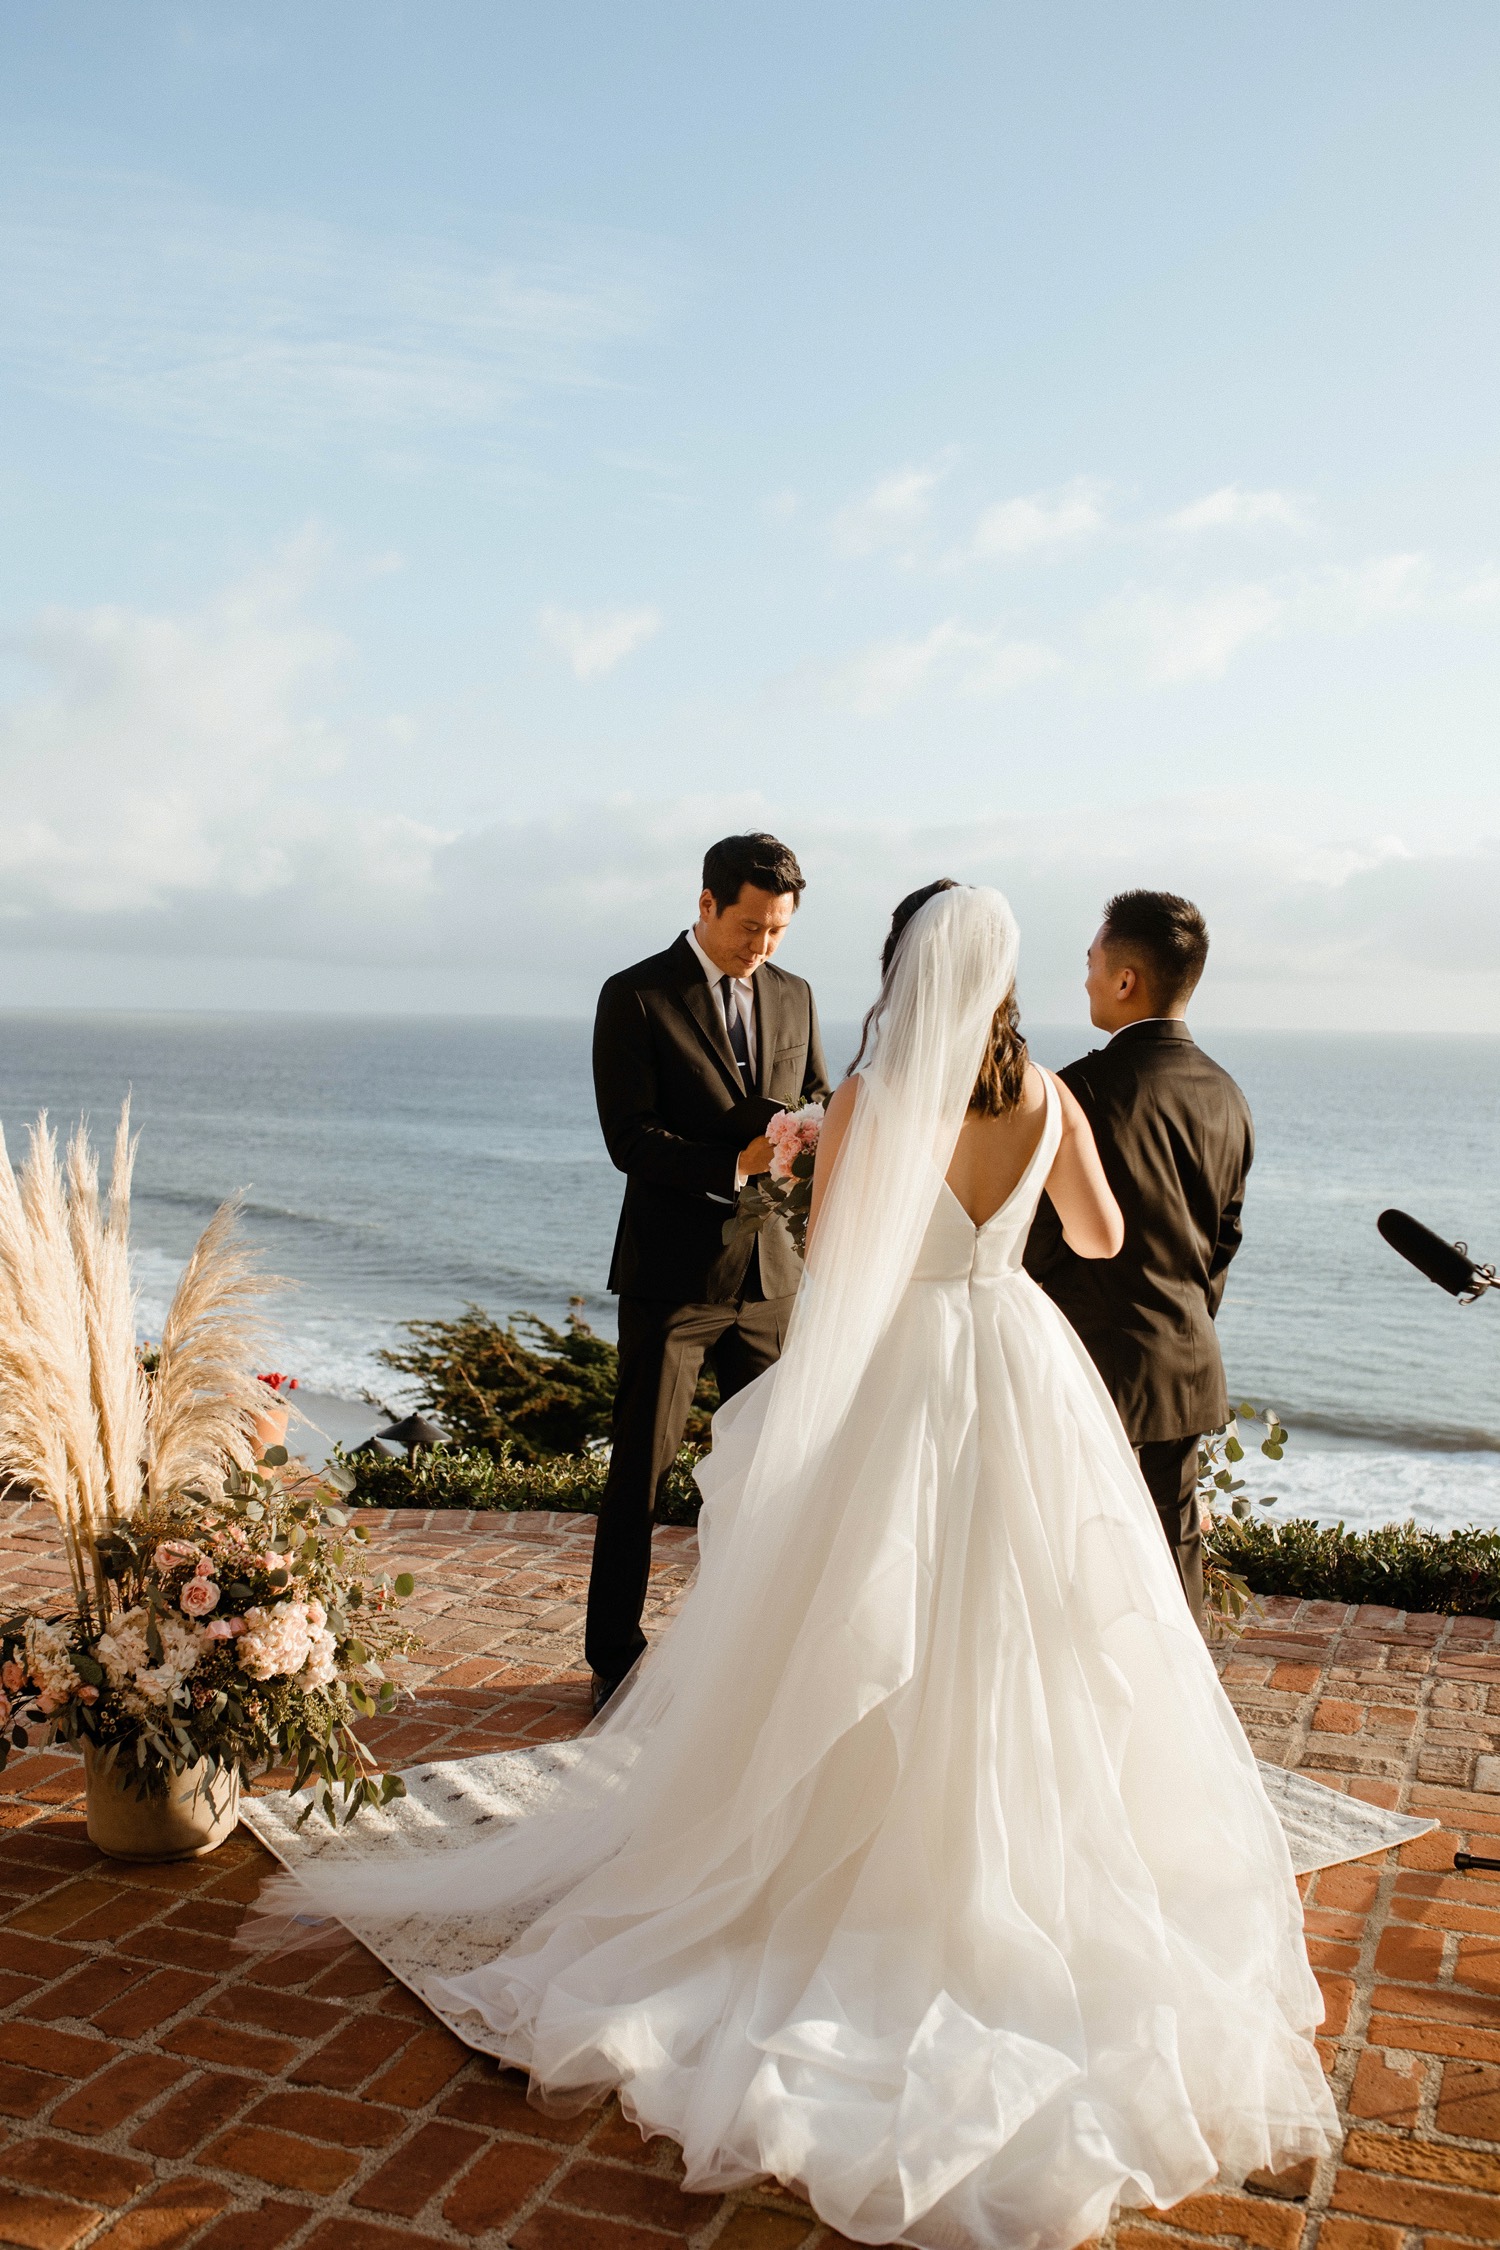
(3, 1503, 1500, 2247)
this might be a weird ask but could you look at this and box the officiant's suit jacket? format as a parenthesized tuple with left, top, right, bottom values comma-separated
(1023, 1021, 1253, 1444)
(594, 934, 830, 1305)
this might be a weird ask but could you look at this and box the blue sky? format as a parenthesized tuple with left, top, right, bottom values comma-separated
(1, 2, 1498, 1025)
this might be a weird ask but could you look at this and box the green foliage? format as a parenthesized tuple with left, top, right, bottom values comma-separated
(1197, 1402, 1289, 1636)
(376, 1304, 718, 1459)
(1205, 1514, 1500, 1621)
(337, 1438, 706, 1527)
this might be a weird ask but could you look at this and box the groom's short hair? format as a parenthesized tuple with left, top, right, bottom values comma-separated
(702, 833, 806, 912)
(1101, 890, 1209, 1008)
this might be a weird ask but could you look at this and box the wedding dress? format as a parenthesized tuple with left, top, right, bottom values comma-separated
(272, 887, 1337, 2250)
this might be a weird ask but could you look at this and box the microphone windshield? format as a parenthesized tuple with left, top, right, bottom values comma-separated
(1377, 1209, 1480, 1297)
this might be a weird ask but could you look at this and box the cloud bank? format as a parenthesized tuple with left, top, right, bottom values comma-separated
(1, 541, 1495, 1029)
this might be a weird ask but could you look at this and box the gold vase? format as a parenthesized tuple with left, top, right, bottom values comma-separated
(82, 1740, 241, 1862)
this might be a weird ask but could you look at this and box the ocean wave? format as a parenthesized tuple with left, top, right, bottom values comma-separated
(1272, 1408, 1500, 1456)
(135, 1185, 385, 1235)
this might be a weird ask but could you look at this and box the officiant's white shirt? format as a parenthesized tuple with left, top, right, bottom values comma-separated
(686, 927, 758, 1078)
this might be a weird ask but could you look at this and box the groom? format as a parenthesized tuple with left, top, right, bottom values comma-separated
(587, 832, 830, 1710)
(1024, 890, 1253, 1624)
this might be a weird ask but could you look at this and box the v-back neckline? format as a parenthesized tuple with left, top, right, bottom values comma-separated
(941, 1075, 1056, 1233)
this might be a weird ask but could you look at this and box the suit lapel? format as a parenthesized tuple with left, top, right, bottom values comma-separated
(752, 970, 784, 1095)
(666, 937, 745, 1097)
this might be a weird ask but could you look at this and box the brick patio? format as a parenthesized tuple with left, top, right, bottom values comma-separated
(2, 1500, 1500, 2250)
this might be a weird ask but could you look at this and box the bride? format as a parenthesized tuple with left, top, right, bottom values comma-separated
(274, 882, 1337, 2250)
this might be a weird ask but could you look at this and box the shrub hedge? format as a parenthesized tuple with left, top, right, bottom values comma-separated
(337, 1439, 706, 1527)
(1205, 1512, 1500, 1621)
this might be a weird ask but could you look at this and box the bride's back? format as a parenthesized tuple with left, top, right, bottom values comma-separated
(944, 1061, 1050, 1227)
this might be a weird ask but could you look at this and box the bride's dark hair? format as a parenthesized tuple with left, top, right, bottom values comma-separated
(849, 879, 1029, 1115)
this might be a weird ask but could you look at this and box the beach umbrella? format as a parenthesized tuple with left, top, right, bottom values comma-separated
(376, 1413, 447, 1452)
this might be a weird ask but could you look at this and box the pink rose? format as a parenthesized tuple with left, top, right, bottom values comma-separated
(766, 1104, 824, 1180)
(180, 1578, 220, 1618)
(154, 1540, 200, 1571)
(193, 1557, 215, 1579)
(205, 1616, 247, 1639)
(0, 1694, 11, 1727)
(35, 1691, 60, 1715)
(0, 1661, 22, 1693)
(77, 1686, 98, 1704)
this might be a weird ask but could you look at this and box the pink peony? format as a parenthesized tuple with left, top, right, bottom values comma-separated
(179, 1577, 221, 1618)
(0, 1661, 22, 1693)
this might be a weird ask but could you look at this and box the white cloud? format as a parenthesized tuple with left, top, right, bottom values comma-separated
(1100, 547, 1500, 685)
(539, 605, 662, 680)
(970, 476, 1107, 559)
(828, 621, 1059, 715)
(832, 452, 957, 558)
(0, 169, 664, 451)
(1101, 582, 1285, 682)
(1166, 485, 1310, 534)
(0, 542, 449, 926)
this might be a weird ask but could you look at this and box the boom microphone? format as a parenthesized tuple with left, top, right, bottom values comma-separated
(1377, 1209, 1497, 1301)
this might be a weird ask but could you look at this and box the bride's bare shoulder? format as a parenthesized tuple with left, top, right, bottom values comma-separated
(824, 1076, 860, 1129)
(1017, 1061, 1050, 1116)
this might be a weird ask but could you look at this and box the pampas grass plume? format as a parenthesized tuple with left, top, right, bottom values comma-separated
(0, 1100, 282, 1625)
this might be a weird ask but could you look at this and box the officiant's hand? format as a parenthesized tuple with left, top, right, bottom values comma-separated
(739, 1135, 773, 1177)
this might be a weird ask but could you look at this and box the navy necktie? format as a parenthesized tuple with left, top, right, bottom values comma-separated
(719, 976, 752, 1084)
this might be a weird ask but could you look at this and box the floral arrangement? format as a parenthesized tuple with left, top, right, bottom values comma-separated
(1198, 1401, 1287, 1636)
(0, 1451, 415, 1825)
(0, 1104, 418, 1827)
(722, 1101, 825, 1258)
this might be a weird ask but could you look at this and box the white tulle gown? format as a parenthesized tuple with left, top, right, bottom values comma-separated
(427, 1073, 1337, 2247)
(275, 889, 1336, 2250)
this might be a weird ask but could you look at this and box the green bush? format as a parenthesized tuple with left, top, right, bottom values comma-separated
(375, 1305, 718, 1460)
(1205, 1514, 1500, 1620)
(336, 1439, 706, 1526)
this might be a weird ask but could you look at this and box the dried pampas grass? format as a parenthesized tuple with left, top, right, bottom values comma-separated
(0, 1101, 282, 1628)
(147, 1193, 279, 1502)
(0, 1117, 113, 1620)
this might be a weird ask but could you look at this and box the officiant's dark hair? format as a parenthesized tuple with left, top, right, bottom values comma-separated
(851, 879, 1029, 1115)
(1100, 889, 1209, 1009)
(701, 833, 806, 912)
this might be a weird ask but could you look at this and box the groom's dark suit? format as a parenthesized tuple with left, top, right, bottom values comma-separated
(588, 933, 829, 1683)
(1023, 1021, 1253, 1620)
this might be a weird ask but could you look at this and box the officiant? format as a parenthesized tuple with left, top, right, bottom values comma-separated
(587, 833, 830, 1712)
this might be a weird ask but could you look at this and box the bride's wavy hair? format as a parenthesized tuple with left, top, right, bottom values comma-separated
(849, 879, 1029, 1115)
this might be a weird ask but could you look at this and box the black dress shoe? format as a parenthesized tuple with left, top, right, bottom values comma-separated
(591, 1670, 624, 1717)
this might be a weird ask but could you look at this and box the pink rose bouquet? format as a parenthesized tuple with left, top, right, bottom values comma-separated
(723, 1099, 825, 1260)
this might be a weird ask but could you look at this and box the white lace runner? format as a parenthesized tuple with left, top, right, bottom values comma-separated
(241, 1744, 1435, 2061)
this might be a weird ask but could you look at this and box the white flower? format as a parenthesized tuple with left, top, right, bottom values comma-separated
(95, 1607, 207, 1716)
(236, 1601, 315, 1683)
(295, 1629, 339, 1693)
(23, 1619, 82, 1704)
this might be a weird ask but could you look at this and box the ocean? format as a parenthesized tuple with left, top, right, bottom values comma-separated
(1, 1010, 1496, 1535)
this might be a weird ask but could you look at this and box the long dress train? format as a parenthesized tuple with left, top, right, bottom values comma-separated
(410, 1072, 1338, 2248)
